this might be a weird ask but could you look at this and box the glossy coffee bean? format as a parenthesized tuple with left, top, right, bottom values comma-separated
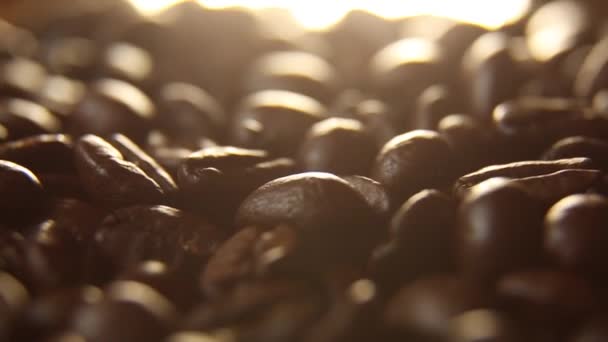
(505, 169, 601, 204)
(298, 118, 376, 176)
(497, 270, 596, 327)
(157, 82, 225, 144)
(245, 51, 339, 104)
(231, 90, 327, 157)
(0, 98, 61, 140)
(371, 130, 455, 206)
(545, 194, 608, 276)
(95, 205, 222, 270)
(384, 275, 488, 339)
(343, 175, 390, 219)
(463, 32, 525, 120)
(68, 79, 155, 143)
(177, 146, 296, 223)
(543, 136, 608, 170)
(74, 134, 164, 206)
(0, 160, 47, 226)
(457, 178, 544, 284)
(236, 173, 380, 268)
(0, 134, 73, 174)
(454, 157, 595, 196)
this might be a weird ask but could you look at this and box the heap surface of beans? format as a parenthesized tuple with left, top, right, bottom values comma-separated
(2, 1, 608, 341)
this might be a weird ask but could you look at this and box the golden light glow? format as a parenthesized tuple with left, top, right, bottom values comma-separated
(128, 0, 531, 30)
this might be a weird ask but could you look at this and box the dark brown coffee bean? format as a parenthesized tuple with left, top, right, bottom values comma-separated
(0, 271, 29, 315)
(0, 57, 47, 99)
(0, 159, 47, 226)
(545, 194, 608, 276)
(231, 90, 327, 156)
(95, 205, 222, 270)
(68, 79, 155, 143)
(507, 169, 601, 204)
(245, 51, 339, 104)
(38, 37, 98, 79)
(0, 98, 61, 140)
(108, 133, 177, 195)
(74, 134, 164, 206)
(37, 75, 86, 117)
(157, 82, 225, 144)
(371, 130, 455, 206)
(384, 275, 488, 339)
(438, 114, 493, 175)
(177, 146, 296, 223)
(343, 175, 390, 218)
(0, 134, 73, 174)
(370, 190, 455, 291)
(497, 270, 596, 327)
(454, 157, 595, 196)
(414, 85, 462, 130)
(457, 178, 544, 284)
(493, 97, 582, 135)
(236, 173, 380, 269)
(298, 118, 376, 176)
(100, 42, 154, 86)
(576, 36, 608, 98)
(543, 136, 608, 170)
(463, 32, 525, 120)
(352, 99, 398, 147)
(46, 198, 106, 243)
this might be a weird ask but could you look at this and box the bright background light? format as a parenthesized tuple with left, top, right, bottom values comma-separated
(128, 0, 531, 30)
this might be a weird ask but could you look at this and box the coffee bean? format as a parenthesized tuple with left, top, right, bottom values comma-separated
(74, 134, 164, 206)
(0, 58, 47, 99)
(298, 118, 376, 176)
(543, 136, 608, 170)
(371, 130, 455, 206)
(506, 169, 601, 204)
(68, 79, 155, 143)
(448, 309, 524, 342)
(37, 75, 86, 117)
(576, 36, 608, 98)
(457, 178, 544, 284)
(0, 134, 73, 174)
(545, 194, 608, 276)
(572, 315, 608, 342)
(0, 98, 61, 140)
(342, 175, 390, 218)
(0, 159, 47, 226)
(101, 42, 154, 86)
(414, 85, 461, 130)
(38, 37, 98, 79)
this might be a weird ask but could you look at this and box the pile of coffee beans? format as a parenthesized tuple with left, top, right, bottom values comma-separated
(3, 0, 608, 341)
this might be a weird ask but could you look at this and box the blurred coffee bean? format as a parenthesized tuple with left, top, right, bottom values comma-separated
(545, 194, 608, 277)
(0, 159, 47, 226)
(543, 136, 608, 170)
(463, 32, 525, 120)
(448, 309, 524, 342)
(68, 78, 155, 143)
(438, 114, 494, 174)
(0, 57, 47, 99)
(231, 90, 326, 157)
(454, 157, 595, 195)
(506, 169, 601, 204)
(371, 130, 455, 206)
(236, 173, 381, 270)
(576, 36, 608, 98)
(95, 205, 222, 270)
(352, 99, 398, 147)
(245, 51, 339, 104)
(37, 75, 86, 117)
(100, 42, 153, 87)
(572, 315, 608, 342)
(38, 37, 98, 79)
(298, 118, 376, 175)
(493, 97, 582, 135)
(46, 198, 106, 243)
(0, 134, 73, 174)
(157, 82, 225, 144)
(457, 178, 544, 284)
(384, 275, 488, 340)
(414, 85, 462, 130)
(0, 98, 61, 140)
(74, 134, 164, 207)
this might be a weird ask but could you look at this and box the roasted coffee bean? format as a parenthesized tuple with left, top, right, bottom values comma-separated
(543, 136, 608, 170)
(157, 82, 225, 144)
(462, 32, 525, 120)
(384, 275, 488, 340)
(74, 134, 164, 206)
(236, 173, 380, 269)
(71, 282, 174, 342)
(100, 42, 154, 86)
(95, 205, 222, 270)
(0, 159, 47, 226)
(298, 118, 376, 175)
(448, 309, 524, 342)
(37, 75, 86, 117)
(454, 157, 595, 195)
(13, 286, 102, 340)
(497, 270, 596, 328)
(457, 178, 544, 284)
(231, 90, 327, 156)
(370, 190, 455, 291)
(545, 194, 608, 277)
(414, 85, 462, 130)
(177, 146, 296, 223)
(572, 315, 608, 342)
(166, 332, 223, 342)
(0, 134, 73, 174)
(45, 198, 106, 243)
(371, 130, 455, 206)
(352, 99, 398, 147)
(38, 37, 98, 79)
(370, 38, 445, 122)
(343, 175, 390, 218)
(0, 98, 61, 140)
(438, 114, 493, 174)
(576, 36, 608, 98)
(505, 169, 601, 204)
(68, 78, 155, 143)
(493, 97, 582, 135)
(0, 57, 47, 99)
(245, 51, 339, 105)
(0, 271, 29, 315)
